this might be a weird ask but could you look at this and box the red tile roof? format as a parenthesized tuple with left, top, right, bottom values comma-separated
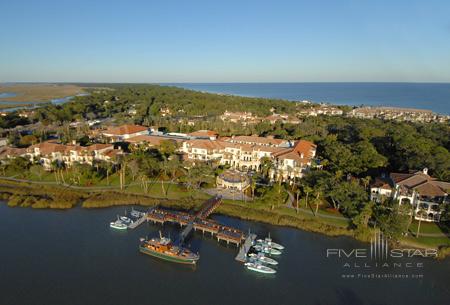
(103, 125, 148, 136)
(188, 130, 218, 137)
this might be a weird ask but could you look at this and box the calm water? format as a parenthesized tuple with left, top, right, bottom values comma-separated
(167, 83, 450, 115)
(1, 94, 89, 112)
(0, 92, 17, 99)
(0, 203, 449, 305)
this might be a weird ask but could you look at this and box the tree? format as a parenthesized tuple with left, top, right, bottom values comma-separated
(415, 209, 428, 238)
(328, 180, 368, 218)
(375, 204, 409, 241)
(303, 185, 313, 209)
(8, 157, 32, 177)
(159, 140, 177, 157)
(19, 135, 38, 147)
(353, 202, 375, 240)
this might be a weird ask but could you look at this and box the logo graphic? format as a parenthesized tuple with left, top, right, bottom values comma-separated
(370, 231, 389, 260)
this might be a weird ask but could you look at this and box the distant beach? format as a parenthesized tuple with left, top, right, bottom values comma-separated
(166, 83, 450, 115)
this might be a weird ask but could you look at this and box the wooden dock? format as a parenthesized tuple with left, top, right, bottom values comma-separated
(235, 233, 257, 262)
(127, 213, 147, 229)
(146, 196, 247, 247)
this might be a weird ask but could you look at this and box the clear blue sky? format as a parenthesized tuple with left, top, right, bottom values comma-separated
(1, 0, 449, 83)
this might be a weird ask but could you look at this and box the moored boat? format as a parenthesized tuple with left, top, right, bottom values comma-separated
(245, 262, 276, 274)
(110, 219, 127, 230)
(139, 232, 199, 265)
(248, 252, 278, 265)
(120, 216, 133, 224)
(253, 244, 282, 255)
(256, 234, 284, 250)
(130, 208, 145, 218)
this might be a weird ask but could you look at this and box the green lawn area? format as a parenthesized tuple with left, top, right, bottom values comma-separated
(222, 199, 350, 229)
(403, 236, 450, 248)
(408, 221, 447, 235)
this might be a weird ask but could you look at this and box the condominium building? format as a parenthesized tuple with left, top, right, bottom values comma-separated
(370, 169, 450, 222)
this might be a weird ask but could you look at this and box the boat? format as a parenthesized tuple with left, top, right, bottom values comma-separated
(110, 219, 127, 230)
(253, 244, 282, 255)
(248, 253, 278, 265)
(120, 216, 133, 224)
(130, 208, 145, 218)
(256, 233, 284, 250)
(139, 232, 200, 265)
(245, 262, 276, 274)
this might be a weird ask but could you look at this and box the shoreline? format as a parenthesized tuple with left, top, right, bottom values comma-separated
(1, 178, 448, 259)
(166, 82, 450, 115)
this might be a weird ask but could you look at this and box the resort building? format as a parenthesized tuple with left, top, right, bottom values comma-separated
(25, 141, 122, 170)
(224, 135, 291, 148)
(126, 135, 182, 150)
(220, 111, 260, 125)
(101, 124, 149, 142)
(265, 113, 301, 124)
(188, 130, 218, 140)
(181, 137, 316, 182)
(270, 140, 317, 181)
(370, 169, 450, 222)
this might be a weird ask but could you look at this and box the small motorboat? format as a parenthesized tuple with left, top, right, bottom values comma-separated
(256, 233, 284, 250)
(253, 244, 282, 255)
(245, 262, 276, 274)
(130, 208, 144, 218)
(248, 253, 278, 265)
(110, 220, 127, 230)
(120, 216, 133, 224)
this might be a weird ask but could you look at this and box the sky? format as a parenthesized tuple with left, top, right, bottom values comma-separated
(1, 0, 450, 83)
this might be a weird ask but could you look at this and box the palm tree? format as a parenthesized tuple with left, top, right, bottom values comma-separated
(250, 174, 258, 200)
(314, 189, 321, 216)
(295, 188, 301, 214)
(415, 209, 428, 238)
(303, 185, 313, 208)
(361, 176, 371, 191)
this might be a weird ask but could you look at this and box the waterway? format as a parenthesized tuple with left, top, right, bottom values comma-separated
(0, 93, 89, 112)
(0, 203, 448, 305)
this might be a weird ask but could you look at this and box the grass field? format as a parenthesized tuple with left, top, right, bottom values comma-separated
(0, 84, 85, 108)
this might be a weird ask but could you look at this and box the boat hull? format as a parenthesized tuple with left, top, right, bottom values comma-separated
(110, 223, 127, 230)
(139, 246, 198, 265)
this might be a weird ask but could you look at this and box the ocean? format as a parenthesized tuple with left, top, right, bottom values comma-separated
(166, 83, 450, 115)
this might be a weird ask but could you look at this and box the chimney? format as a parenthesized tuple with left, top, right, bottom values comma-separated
(423, 168, 428, 175)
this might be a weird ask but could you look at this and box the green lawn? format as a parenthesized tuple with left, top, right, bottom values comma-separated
(402, 236, 450, 248)
(408, 221, 447, 235)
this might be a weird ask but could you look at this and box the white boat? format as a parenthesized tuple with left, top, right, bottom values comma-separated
(120, 216, 133, 224)
(130, 208, 145, 218)
(110, 220, 127, 230)
(256, 233, 284, 250)
(245, 262, 276, 274)
(249, 253, 278, 265)
(253, 244, 282, 255)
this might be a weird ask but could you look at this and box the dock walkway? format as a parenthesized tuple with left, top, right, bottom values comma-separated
(235, 233, 257, 262)
(128, 213, 147, 229)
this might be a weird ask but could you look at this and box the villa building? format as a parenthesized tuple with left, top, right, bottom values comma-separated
(188, 130, 218, 140)
(220, 111, 260, 125)
(270, 140, 317, 181)
(224, 135, 291, 147)
(25, 141, 122, 170)
(181, 136, 316, 182)
(370, 169, 450, 222)
(126, 135, 182, 150)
